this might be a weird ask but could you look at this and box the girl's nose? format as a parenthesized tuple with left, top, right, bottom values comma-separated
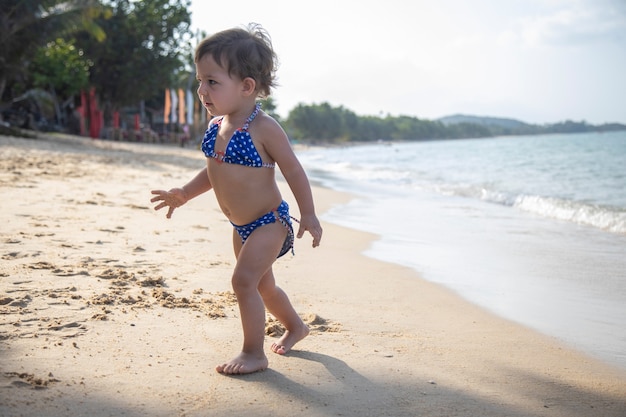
(197, 82, 207, 96)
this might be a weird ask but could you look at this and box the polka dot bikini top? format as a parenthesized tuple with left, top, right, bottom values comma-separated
(201, 103, 275, 169)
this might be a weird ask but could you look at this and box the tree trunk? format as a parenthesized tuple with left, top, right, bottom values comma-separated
(0, 77, 6, 105)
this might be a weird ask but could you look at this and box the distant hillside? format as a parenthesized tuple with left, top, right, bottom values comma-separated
(437, 114, 626, 136)
(438, 114, 530, 129)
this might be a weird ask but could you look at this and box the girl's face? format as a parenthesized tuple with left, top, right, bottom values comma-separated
(195, 54, 244, 117)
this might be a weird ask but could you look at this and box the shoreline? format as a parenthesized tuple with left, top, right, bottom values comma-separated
(316, 188, 626, 372)
(1, 133, 625, 417)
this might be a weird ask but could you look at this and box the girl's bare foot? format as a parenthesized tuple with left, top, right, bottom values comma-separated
(271, 323, 310, 355)
(215, 352, 268, 375)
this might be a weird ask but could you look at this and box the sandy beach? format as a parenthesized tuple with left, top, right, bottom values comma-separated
(1, 132, 625, 417)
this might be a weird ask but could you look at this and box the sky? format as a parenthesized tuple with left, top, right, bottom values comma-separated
(188, 0, 626, 125)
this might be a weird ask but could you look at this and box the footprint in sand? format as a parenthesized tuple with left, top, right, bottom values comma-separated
(0, 296, 15, 305)
(2, 372, 61, 389)
(2, 251, 41, 260)
(28, 261, 56, 270)
(52, 268, 89, 277)
(0, 294, 32, 308)
(265, 313, 341, 337)
(126, 204, 150, 210)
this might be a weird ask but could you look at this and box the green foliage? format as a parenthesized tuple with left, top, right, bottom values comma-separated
(31, 38, 92, 98)
(0, 0, 106, 100)
(284, 102, 452, 143)
(74, 0, 193, 111)
(444, 122, 492, 139)
(285, 102, 355, 142)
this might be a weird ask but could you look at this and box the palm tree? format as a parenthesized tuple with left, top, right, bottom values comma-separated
(0, 0, 105, 102)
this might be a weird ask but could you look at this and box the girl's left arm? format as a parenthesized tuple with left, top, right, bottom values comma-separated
(264, 122, 322, 247)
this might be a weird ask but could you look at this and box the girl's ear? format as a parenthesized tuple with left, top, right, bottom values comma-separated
(241, 77, 256, 96)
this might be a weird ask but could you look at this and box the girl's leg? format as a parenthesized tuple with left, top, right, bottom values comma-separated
(258, 268, 309, 355)
(215, 224, 285, 375)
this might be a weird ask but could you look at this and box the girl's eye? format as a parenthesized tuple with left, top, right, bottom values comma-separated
(197, 79, 217, 87)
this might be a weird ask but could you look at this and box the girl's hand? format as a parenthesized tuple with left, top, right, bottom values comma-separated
(150, 188, 188, 219)
(296, 214, 323, 248)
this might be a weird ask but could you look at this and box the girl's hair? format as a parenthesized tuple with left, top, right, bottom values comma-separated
(194, 23, 278, 98)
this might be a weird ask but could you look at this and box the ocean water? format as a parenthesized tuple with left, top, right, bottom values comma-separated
(295, 131, 626, 370)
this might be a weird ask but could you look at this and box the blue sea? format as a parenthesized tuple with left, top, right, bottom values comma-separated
(295, 131, 626, 370)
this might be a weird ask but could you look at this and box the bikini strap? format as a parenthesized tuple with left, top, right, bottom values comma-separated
(273, 206, 299, 257)
(240, 103, 262, 131)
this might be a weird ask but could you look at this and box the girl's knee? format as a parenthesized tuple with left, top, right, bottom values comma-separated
(231, 271, 258, 294)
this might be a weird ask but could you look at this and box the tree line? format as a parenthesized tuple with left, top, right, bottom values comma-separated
(281, 102, 626, 144)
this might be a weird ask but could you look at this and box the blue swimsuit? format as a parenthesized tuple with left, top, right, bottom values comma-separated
(201, 103, 275, 168)
(232, 200, 295, 258)
(201, 103, 295, 257)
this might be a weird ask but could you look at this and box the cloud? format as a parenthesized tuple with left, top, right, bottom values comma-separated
(500, 0, 626, 48)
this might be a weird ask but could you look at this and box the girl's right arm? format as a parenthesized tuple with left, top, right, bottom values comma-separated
(150, 168, 212, 219)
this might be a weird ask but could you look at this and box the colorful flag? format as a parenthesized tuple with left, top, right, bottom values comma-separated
(178, 89, 185, 124)
(164, 89, 171, 124)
